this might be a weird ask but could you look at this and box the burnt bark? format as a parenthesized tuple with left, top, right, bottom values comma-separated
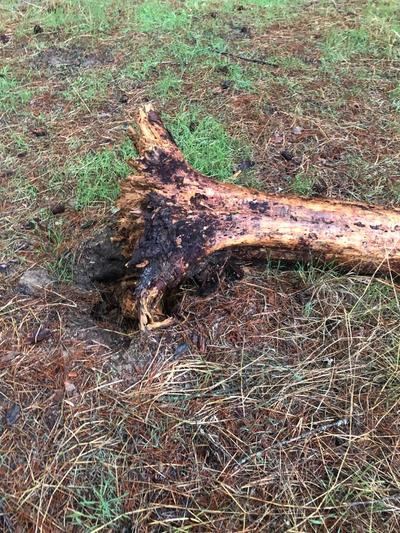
(117, 105, 400, 329)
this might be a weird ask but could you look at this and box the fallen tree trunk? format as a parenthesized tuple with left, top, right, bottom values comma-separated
(117, 104, 400, 329)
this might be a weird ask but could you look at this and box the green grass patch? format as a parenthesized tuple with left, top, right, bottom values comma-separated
(11, 0, 135, 36)
(344, 154, 399, 204)
(69, 473, 126, 530)
(215, 0, 306, 24)
(322, 0, 400, 63)
(10, 133, 29, 153)
(118, 44, 185, 85)
(136, 0, 191, 33)
(10, 175, 38, 204)
(117, 0, 299, 89)
(134, 0, 303, 36)
(273, 55, 310, 71)
(222, 63, 254, 91)
(166, 109, 251, 181)
(0, 67, 32, 112)
(46, 225, 75, 283)
(322, 29, 371, 63)
(117, 35, 222, 86)
(390, 84, 400, 112)
(241, 0, 299, 5)
(290, 172, 315, 196)
(63, 70, 112, 105)
(115, 0, 304, 93)
(153, 69, 183, 100)
(74, 144, 134, 209)
(52, 140, 136, 209)
(364, 0, 400, 58)
(49, 253, 75, 282)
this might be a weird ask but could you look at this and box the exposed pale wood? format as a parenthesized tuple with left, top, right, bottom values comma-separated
(117, 104, 400, 329)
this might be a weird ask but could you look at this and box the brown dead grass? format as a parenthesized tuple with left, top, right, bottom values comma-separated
(1, 269, 399, 530)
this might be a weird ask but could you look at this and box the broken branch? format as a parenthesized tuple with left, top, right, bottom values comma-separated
(117, 105, 400, 329)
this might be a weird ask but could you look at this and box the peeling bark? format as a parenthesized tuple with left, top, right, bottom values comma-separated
(117, 104, 400, 329)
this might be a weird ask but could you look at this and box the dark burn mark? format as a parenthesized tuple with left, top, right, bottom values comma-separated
(370, 224, 382, 230)
(164, 127, 177, 145)
(308, 232, 318, 240)
(175, 218, 216, 256)
(354, 222, 365, 228)
(147, 110, 162, 125)
(147, 110, 178, 145)
(290, 214, 298, 221)
(128, 193, 219, 294)
(249, 200, 270, 214)
(143, 150, 189, 186)
(311, 217, 334, 225)
(190, 193, 208, 209)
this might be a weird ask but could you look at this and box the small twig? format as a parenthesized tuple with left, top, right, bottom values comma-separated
(70, 85, 91, 114)
(210, 48, 278, 68)
(237, 418, 350, 466)
(275, 418, 350, 447)
(347, 494, 400, 509)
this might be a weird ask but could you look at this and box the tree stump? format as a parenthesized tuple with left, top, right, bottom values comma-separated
(117, 105, 400, 329)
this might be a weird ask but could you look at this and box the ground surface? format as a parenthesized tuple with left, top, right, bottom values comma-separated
(1, 0, 400, 531)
